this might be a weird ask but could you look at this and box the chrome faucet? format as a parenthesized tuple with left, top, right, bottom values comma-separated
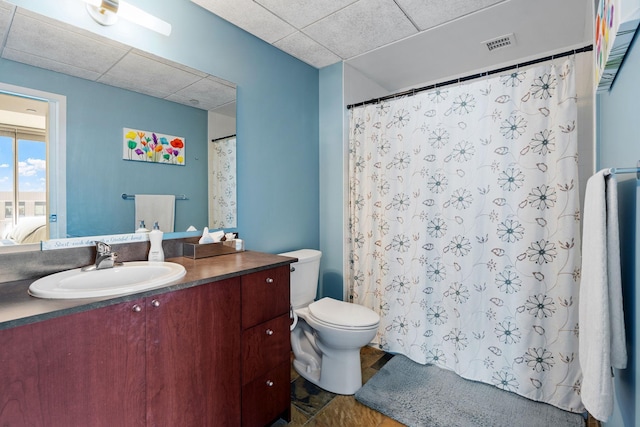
(82, 241, 122, 271)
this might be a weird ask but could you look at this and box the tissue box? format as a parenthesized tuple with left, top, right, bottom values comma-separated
(182, 241, 242, 259)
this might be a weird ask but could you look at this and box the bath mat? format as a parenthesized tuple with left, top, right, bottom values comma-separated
(355, 355, 585, 427)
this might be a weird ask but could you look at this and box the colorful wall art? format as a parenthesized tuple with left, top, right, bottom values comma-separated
(123, 128, 185, 165)
(595, 0, 640, 92)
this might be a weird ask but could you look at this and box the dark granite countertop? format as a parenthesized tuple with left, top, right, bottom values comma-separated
(0, 251, 296, 330)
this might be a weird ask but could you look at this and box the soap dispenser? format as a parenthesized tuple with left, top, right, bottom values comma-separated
(136, 220, 149, 233)
(148, 222, 164, 262)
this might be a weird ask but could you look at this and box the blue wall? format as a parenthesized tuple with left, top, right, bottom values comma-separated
(597, 34, 640, 427)
(319, 62, 345, 300)
(8, 0, 320, 253)
(1, 58, 208, 236)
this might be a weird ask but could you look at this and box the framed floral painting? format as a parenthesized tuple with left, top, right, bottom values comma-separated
(595, 0, 640, 92)
(123, 128, 185, 165)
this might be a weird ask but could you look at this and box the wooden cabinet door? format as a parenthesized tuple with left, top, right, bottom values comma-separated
(241, 361, 290, 427)
(241, 266, 290, 329)
(242, 314, 290, 386)
(240, 266, 291, 426)
(145, 279, 242, 427)
(0, 300, 147, 427)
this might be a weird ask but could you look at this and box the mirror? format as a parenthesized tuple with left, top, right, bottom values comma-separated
(0, 2, 236, 249)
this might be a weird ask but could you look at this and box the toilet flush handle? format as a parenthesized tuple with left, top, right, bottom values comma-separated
(290, 305, 298, 331)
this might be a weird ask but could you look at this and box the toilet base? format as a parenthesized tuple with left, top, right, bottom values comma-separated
(292, 342, 364, 395)
(293, 358, 320, 383)
(290, 303, 380, 395)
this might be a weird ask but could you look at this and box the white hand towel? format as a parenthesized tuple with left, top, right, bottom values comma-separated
(135, 194, 175, 232)
(579, 169, 627, 421)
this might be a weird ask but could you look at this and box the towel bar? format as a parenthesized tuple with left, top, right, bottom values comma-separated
(609, 160, 640, 179)
(121, 193, 187, 200)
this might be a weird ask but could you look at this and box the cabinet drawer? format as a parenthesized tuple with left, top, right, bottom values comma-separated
(242, 266, 290, 329)
(241, 361, 290, 427)
(242, 314, 290, 385)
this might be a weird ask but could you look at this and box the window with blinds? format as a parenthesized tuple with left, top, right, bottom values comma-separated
(0, 125, 47, 239)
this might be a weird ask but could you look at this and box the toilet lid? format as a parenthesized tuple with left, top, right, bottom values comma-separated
(308, 297, 380, 328)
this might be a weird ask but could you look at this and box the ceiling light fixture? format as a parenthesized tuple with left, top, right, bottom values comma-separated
(82, 0, 172, 36)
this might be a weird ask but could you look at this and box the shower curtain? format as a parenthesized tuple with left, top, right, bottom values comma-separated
(348, 58, 583, 412)
(209, 136, 237, 228)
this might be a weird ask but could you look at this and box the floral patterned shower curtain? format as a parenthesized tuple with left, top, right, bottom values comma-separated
(209, 136, 237, 228)
(348, 58, 583, 412)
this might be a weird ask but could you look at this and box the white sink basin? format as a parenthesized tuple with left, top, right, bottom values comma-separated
(29, 261, 187, 299)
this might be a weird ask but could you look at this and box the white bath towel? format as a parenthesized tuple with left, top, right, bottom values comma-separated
(134, 194, 175, 232)
(579, 169, 627, 421)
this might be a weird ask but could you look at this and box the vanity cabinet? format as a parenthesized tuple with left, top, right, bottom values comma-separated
(241, 266, 291, 427)
(0, 298, 147, 426)
(145, 278, 241, 426)
(0, 255, 294, 427)
(0, 277, 241, 427)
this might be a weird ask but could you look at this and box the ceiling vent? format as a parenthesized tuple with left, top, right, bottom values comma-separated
(483, 33, 516, 52)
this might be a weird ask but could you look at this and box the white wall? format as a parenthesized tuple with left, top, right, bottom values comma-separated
(208, 111, 236, 142)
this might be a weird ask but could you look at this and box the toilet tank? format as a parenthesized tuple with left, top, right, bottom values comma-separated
(279, 249, 322, 309)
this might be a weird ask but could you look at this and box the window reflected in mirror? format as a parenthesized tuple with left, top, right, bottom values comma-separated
(0, 93, 49, 245)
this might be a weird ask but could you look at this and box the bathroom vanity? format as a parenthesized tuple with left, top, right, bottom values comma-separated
(0, 251, 294, 427)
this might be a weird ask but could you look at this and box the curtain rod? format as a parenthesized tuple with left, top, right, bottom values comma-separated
(211, 134, 236, 143)
(347, 44, 593, 110)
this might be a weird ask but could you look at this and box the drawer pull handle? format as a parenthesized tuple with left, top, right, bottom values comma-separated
(265, 277, 274, 284)
(290, 266, 296, 272)
(265, 329, 274, 336)
(266, 380, 274, 387)
(151, 300, 160, 307)
(132, 304, 142, 312)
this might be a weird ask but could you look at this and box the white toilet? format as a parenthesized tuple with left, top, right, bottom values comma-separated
(280, 249, 380, 395)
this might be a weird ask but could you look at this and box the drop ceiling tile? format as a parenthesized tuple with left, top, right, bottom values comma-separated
(191, 0, 296, 43)
(207, 74, 237, 89)
(0, 2, 14, 53)
(275, 31, 342, 68)
(16, 7, 128, 50)
(5, 10, 129, 75)
(133, 49, 209, 78)
(396, 0, 505, 31)
(163, 95, 201, 109)
(254, 0, 357, 28)
(2, 47, 103, 81)
(98, 52, 202, 98)
(303, 0, 418, 60)
(2, 3, 235, 112)
(169, 76, 237, 110)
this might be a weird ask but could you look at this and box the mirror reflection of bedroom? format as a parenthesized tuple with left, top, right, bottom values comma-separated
(0, 92, 48, 246)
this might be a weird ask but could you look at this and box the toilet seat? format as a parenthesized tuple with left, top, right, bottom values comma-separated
(307, 298, 379, 330)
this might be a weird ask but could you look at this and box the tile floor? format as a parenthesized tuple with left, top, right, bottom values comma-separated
(276, 346, 594, 427)
(281, 346, 404, 427)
